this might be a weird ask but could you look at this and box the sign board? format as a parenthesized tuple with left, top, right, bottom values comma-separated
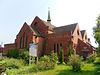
(29, 43, 37, 57)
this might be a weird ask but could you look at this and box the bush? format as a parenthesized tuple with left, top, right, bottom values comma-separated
(37, 53, 57, 71)
(6, 64, 37, 75)
(69, 54, 83, 72)
(94, 57, 100, 65)
(19, 49, 29, 64)
(0, 64, 6, 74)
(59, 47, 64, 64)
(87, 53, 97, 63)
(0, 58, 25, 69)
(16, 64, 37, 74)
(49, 52, 58, 64)
(7, 49, 19, 58)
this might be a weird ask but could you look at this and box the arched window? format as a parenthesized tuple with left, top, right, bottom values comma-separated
(20, 37, 23, 48)
(57, 44, 59, 54)
(85, 35, 87, 40)
(77, 30, 79, 35)
(25, 34, 28, 48)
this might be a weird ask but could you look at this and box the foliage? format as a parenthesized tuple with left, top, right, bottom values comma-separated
(37, 55, 52, 70)
(87, 53, 97, 63)
(67, 45, 74, 57)
(94, 57, 100, 65)
(18, 49, 29, 64)
(1, 57, 98, 75)
(49, 52, 58, 64)
(35, 64, 96, 75)
(0, 64, 6, 74)
(6, 64, 37, 75)
(37, 53, 57, 71)
(68, 54, 83, 72)
(93, 15, 100, 46)
(0, 58, 25, 69)
(7, 48, 19, 58)
(97, 46, 100, 56)
(59, 47, 64, 64)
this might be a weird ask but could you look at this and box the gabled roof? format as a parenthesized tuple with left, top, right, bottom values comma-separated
(81, 30, 86, 38)
(17, 22, 41, 37)
(28, 25, 41, 37)
(17, 22, 28, 36)
(41, 20, 55, 30)
(54, 23, 78, 33)
(31, 16, 55, 30)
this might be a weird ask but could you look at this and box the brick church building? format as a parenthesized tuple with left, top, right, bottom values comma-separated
(4, 10, 95, 61)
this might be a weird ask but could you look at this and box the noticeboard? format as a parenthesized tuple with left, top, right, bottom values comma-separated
(29, 43, 37, 57)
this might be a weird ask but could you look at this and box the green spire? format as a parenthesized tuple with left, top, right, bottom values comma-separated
(47, 7, 51, 23)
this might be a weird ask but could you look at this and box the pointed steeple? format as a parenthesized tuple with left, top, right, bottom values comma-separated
(47, 7, 51, 23)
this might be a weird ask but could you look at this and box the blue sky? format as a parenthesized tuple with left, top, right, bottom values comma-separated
(0, 0, 100, 47)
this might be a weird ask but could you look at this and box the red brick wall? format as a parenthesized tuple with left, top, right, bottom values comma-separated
(76, 39, 93, 55)
(15, 23, 34, 49)
(37, 37, 45, 57)
(72, 24, 82, 45)
(31, 16, 48, 36)
(4, 43, 15, 53)
(45, 32, 72, 61)
(0, 47, 4, 53)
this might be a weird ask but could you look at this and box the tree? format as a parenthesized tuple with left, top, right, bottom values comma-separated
(59, 47, 64, 64)
(7, 49, 19, 58)
(93, 15, 100, 55)
(93, 15, 100, 46)
(67, 45, 74, 57)
(69, 54, 83, 72)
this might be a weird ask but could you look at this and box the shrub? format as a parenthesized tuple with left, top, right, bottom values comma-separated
(87, 53, 97, 63)
(49, 52, 58, 64)
(59, 47, 64, 64)
(0, 64, 6, 74)
(37, 53, 57, 71)
(37, 55, 51, 70)
(19, 49, 29, 64)
(97, 46, 100, 55)
(17, 64, 37, 74)
(67, 45, 74, 57)
(7, 48, 19, 58)
(6, 64, 37, 75)
(94, 57, 100, 65)
(0, 58, 25, 69)
(69, 54, 83, 72)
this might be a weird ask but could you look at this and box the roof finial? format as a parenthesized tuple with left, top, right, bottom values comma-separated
(47, 7, 51, 23)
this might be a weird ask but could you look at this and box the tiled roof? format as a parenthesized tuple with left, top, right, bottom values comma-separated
(54, 23, 78, 33)
(41, 20, 55, 30)
(81, 30, 86, 38)
(28, 25, 41, 37)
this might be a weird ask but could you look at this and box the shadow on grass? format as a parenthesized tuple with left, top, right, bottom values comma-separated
(56, 70, 95, 75)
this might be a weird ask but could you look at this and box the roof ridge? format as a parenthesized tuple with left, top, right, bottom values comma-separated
(59, 23, 78, 27)
(54, 23, 78, 33)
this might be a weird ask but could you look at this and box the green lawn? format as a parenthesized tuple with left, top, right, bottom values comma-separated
(23, 64, 97, 75)
(1, 57, 100, 75)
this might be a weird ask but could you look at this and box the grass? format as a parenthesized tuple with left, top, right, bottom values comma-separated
(19, 63, 97, 75)
(34, 64, 96, 75)
(0, 57, 99, 75)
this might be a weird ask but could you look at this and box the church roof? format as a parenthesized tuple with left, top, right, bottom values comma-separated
(41, 20, 55, 30)
(81, 30, 86, 38)
(54, 23, 78, 33)
(28, 25, 41, 37)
